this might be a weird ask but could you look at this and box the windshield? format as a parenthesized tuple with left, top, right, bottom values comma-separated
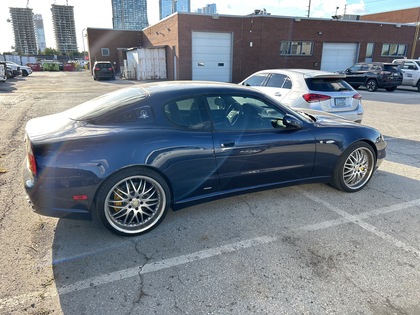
(66, 87, 148, 121)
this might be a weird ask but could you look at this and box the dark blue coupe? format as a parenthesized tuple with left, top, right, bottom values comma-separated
(23, 81, 386, 236)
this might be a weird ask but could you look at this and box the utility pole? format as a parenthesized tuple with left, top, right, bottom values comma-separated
(307, 0, 311, 17)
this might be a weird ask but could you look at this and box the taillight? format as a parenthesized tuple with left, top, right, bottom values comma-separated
(25, 135, 37, 176)
(95, 67, 100, 71)
(108, 67, 113, 71)
(302, 93, 331, 103)
(353, 93, 362, 100)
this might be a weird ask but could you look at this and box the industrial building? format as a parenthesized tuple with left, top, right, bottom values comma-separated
(87, 9, 420, 83)
(51, 4, 78, 53)
(111, 0, 149, 30)
(9, 7, 38, 55)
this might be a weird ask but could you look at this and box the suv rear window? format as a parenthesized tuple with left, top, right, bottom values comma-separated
(305, 78, 353, 92)
(383, 64, 400, 71)
(96, 63, 112, 68)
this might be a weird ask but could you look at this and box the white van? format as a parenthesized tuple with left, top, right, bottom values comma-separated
(392, 59, 420, 91)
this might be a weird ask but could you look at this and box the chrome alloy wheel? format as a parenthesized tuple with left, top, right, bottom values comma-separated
(342, 147, 374, 190)
(104, 175, 166, 234)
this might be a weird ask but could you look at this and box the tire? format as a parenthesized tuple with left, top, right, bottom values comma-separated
(365, 79, 378, 92)
(22, 70, 28, 76)
(330, 142, 376, 192)
(93, 75, 97, 80)
(351, 85, 360, 89)
(95, 167, 170, 236)
(385, 86, 397, 92)
(416, 81, 420, 92)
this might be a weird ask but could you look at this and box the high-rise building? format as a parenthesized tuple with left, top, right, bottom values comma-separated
(34, 14, 47, 53)
(9, 7, 38, 54)
(160, 0, 191, 20)
(51, 4, 78, 53)
(111, 0, 149, 30)
(197, 4, 217, 15)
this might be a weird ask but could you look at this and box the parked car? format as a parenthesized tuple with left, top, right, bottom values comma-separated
(93, 61, 115, 80)
(339, 62, 403, 92)
(6, 61, 33, 76)
(392, 59, 420, 91)
(0, 62, 7, 82)
(6, 61, 21, 77)
(239, 69, 363, 123)
(23, 81, 386, 236)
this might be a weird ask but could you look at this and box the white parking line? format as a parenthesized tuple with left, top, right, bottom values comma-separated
(1, 194, 419, 311)
(297, 188, 420, 258)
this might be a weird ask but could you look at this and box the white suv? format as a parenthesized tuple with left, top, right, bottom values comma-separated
(392, 59, 420, 92)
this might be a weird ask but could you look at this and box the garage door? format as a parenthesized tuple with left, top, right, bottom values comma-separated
(321, 43, 359, 72)
(192, 32, 232, 82)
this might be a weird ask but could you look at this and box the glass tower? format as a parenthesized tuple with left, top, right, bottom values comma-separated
(159, 0, 191, 20)
(112, 0, 149, 30)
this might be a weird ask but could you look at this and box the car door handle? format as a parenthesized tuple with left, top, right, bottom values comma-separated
(221, 140, 235, 148)
(274, 92, 282, 96)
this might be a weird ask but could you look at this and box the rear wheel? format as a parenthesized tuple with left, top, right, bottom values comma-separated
(417, 81, 420, 92)
(330, 142, 376, 192)
(95, 167, 170, 236)
(351, 85, 360, 89)
(366, 79, 378, 92)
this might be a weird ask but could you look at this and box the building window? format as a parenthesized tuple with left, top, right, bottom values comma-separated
(366, 43, 374, 58)
(280, 41, 313, 56)
(381, 44, 407, 57)
(101, 48, 110, 56)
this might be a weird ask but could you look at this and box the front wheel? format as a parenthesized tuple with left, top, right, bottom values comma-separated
(365, 79, 378, 92)
(95, 167, 170, 236)
(330, 142, 376, 192)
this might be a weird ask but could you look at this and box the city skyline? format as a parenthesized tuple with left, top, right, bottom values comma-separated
(1, 0, 419, 54)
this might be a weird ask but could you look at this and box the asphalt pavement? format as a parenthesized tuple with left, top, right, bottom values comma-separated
(0, 71, 419, 315)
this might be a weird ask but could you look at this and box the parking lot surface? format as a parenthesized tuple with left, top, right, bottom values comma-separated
(0, 71, 419, 314)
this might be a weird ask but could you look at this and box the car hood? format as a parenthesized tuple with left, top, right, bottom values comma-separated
(300, 109, 359, 126)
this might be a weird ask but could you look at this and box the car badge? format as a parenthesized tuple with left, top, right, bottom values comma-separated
(139, 110, 149, 119)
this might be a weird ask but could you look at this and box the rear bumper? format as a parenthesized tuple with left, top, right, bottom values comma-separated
(23, 159, 92, 220)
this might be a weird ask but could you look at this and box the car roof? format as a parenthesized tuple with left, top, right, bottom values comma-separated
(139, 81, 253, 95)
(255, 69, 345, 79)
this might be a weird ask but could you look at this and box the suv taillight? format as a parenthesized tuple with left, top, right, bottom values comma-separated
(94, 67, 100, 71)
(25, 135, 37, 176)
(353, 93, 362, 100)
(303, 93, 331, 103)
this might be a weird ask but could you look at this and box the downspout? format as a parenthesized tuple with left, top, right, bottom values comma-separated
(411, 8, 420, 59)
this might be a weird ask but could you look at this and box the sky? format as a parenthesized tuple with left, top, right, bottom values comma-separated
(1, 0, 419, 54)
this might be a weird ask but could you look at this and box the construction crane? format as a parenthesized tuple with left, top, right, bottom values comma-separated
(26, 0, 29, 8)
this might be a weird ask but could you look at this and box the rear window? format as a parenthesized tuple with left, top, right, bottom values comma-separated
(383, 64, 400, 71)
(96, 63, 112, 68)
(66, 87, 148, 121)
(305, 78, 353, 92)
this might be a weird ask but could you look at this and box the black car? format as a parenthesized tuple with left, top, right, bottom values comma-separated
(341, 62, 403, 92)
(93, 61, 115, 80)
(23, 81, 386, 236)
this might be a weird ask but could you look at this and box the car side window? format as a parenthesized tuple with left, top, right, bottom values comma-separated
(205, 95, 285, 131)
(164, 98, 210, 130)
(266, 74, 286, 88)
(242, 73, 269, 86)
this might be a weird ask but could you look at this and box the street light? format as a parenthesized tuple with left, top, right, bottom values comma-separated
(82, 28, 86, 60)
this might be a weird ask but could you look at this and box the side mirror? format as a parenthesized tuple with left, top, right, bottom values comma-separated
(345, 68, 351, 73)
(271, 115, 303, 129)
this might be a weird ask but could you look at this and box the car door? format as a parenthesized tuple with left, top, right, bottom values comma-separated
(255, 73, 292, 102)
(205, 93, 316, 191)
(401, 62, 417, 85)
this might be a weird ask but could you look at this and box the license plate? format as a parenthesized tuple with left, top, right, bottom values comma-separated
(334, 98, 347, 107)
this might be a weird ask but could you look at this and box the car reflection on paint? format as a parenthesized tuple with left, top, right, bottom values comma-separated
(23, 81, 386, 236)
